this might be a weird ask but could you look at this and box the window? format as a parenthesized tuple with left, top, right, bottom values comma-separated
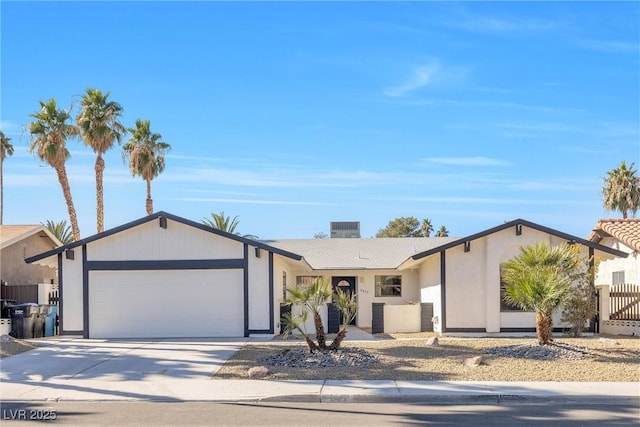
(500, 265, 530, 312)
(375, 275, 402, 297)
(612, 271, 625, 286)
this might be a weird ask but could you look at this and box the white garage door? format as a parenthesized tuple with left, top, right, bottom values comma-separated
(89, 270, 244, 338)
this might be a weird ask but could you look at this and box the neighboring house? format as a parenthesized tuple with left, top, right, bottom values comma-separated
(26, 212, 625, 339)
(588, 219, 640, 287)
(588, 218, 640, 335)
(1, 225, 61, 287)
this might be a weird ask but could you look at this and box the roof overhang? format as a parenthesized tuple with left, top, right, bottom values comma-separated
(397, 218, 628, 269)
(26, 211, 304, 265)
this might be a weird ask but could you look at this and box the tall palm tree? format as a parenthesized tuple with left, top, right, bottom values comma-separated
(43, 219, 73, 245)
(122, 119, 171, 215)
(27, 99, 81, 241)
(501, 242, 580, 345)
(77, 88, 126, 233)
(435, 225, 449, 237)
(0, 130, 14, 224)
(420, 218, 434, 237)
(602, 161, 640, 219)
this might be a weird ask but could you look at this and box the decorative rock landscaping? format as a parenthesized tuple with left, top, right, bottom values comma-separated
(261, 347, 378, 368)
(485, 342, 590, 360)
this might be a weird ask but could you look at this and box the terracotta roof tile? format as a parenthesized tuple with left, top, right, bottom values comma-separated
(588, 218, 640, 252)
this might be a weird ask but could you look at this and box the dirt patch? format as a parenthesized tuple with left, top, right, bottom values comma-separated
(214, 336, 640, 382)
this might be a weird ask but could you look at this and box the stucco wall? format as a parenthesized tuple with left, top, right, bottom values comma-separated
(594, 237, 638, 286)
(418, 254, 442, 332)
(425, 227, 589, 333)
(248, 249, 270, 331)
(61, 255, 83, 332)
(87, 220, 244, 261)
(1, 234, 58, 286)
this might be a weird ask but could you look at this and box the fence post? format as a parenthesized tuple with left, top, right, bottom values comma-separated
(597, 285, 610, 322)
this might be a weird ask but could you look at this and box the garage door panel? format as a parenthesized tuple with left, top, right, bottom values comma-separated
(89, 270, 244, 338)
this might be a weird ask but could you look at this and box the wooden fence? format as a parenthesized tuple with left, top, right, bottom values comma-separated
(0, 284, 38, 304)
(609, 283, 640, 321)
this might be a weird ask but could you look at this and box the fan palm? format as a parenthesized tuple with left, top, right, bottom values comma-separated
(27, 99, 81, 241)
(501, 242, 580, 344)
(122, 119, 171, 215)
(602, 161, 640, 219)
(420, 218, 434, 237)
(202, 211, 240, 233)
(435, 225, 449, 237)
(282, 277, 357, 352)
(0, 130, 14, 224)
(202, 211, 258, 239)
(77, 88, 126, 233)
(43, 219, 73, 245)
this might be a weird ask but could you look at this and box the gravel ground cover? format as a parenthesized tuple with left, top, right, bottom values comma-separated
(215, 335, 640, 382)
(0, 336, 42, 358)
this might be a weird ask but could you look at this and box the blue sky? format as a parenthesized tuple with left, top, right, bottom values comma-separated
(1, 1, 638, 239)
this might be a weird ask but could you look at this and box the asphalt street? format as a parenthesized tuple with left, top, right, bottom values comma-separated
(1, 401, 639, 426)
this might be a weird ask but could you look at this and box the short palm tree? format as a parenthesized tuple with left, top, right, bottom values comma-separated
(27, 99, 81, 241)
(435, 225, 449, 237)
(77, 88, 126, 233)
(282, 277, 357, 353)
(202, 211, 240, 233)
(202, 211, 258, 239)
(122, 119, 171, 215)
(43, 219, 73, 245)
(602, 161, 640, 219)
(0, 130, 14, 224)
(501, 242, 580, 345)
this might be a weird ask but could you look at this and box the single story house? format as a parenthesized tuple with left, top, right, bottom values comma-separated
(26, 212, 626, 339)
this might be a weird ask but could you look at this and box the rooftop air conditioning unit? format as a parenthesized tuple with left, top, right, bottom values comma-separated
(330, 221, 360, 238)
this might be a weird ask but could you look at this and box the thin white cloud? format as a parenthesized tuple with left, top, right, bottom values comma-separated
(442, 7, 556, 35)
(577, 39, 639, 54)
(174, 197, 328, 206)
(372, 195, 593, 206)
(384, 62, 441, 97)
(425, 157, 511, 166)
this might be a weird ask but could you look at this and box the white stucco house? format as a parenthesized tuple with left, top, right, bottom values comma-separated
(26, 212, 625, 339)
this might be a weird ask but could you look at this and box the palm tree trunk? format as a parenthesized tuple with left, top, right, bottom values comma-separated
(303, 335, 319, 353)
(54, 166, 80, 241)
(145, 178, 153, 215)
(329, 328, 348, 350)
(95, 155, 105, 233)
(313, 312, 327, 349)
(536, 312, 553, 345)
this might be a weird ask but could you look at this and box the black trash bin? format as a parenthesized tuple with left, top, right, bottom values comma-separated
(0, 299, 17, 318)
(8, 303, 39, 339)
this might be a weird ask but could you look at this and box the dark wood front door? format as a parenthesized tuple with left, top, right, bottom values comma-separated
(331, 276, 356, 325)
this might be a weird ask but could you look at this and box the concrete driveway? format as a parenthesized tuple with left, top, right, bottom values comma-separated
(0, 337, 247, 401)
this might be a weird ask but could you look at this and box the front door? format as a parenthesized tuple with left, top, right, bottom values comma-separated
(331, 276, 357, 325)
